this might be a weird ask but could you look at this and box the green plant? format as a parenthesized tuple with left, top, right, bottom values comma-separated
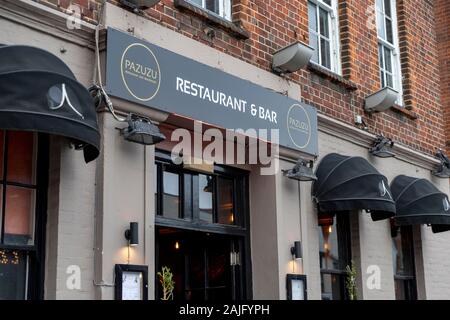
(345, 260, 358, 300)
(157, 266, 175, 300)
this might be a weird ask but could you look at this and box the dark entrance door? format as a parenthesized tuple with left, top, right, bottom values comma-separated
(157, 228, 244, 301)
(154, 152, 251, 301)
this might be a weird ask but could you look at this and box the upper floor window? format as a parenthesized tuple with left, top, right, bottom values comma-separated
(308, 0, 340, 73)
(188, 0, 231, 21)
(376, 0, 403, 104)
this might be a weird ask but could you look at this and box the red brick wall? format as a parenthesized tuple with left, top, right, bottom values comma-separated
(37, 0, 446, 155)
(435, 0, 450, 153)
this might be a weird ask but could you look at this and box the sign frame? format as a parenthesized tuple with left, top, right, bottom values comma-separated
(114, 264, 149, 300)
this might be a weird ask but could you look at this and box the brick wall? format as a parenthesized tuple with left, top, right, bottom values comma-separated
(36, 0, 446, 156)
(435, 0, 450, 153)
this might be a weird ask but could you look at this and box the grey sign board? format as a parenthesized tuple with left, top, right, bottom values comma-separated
(105, 28, 318, 156)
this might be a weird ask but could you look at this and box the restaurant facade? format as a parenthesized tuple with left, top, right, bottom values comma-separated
(0, 0, 450, 300)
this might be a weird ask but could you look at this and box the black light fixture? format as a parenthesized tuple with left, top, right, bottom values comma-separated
(120, 0, 161, 11)
(369, 135, 395, 158)
(282, 158, 317, 181)
(290, 241, 302, 260)
(432, 149, 450, 178)
(124, 222, 139, 247)
(120, 114, 166, 146)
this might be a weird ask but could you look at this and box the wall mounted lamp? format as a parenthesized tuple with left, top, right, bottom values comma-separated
(120, 114, 166, 146)
(369, 135, 395, 158)
(290, 241, 302, 260)
(432, 149, 450, 178)
(125, 222, 139, 247)
(272, 41, 314, 74)
(282, 158, 317, 181)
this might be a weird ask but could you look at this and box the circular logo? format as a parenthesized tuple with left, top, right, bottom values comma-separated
(287, 104, 312, 149)
(120, 43, 161, 101)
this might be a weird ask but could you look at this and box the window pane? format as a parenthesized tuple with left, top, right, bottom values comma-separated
(384, 46, 393, 72)
(319, 221, 340, 270)
(217, 177, 234, 225)
(199, 175, 213, 223)
(205, 0, 219, 14)
(377, 10, 385, 39)
(376, 0, 383, 10)
(0, 250, 27, 300)
(6, 131, 36, 185)
(323, 0, 332, 6)
(386, 73, 393, 88)
(154, 165, 158, 215)
(320, 38, 331, 69)
(384, 0, 392, 17)
(380, 70, 386, 87)
(0, 130, 4, 180)
(308, 2, 317, 32)
(378, 44, 384, 68)
(385, 18, 393, 44)
(321, 273, 343, 300)
(189, 0, 202, 7)
(319, 8, 329, 38)
(163, 171, 180, 219)
(309, 33, 319, 63)
(4, 186, 35, 246)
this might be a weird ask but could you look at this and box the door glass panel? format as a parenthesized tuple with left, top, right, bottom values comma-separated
(321, 273, 343, 300)
(319, 222, 339, 270)
(6, 131, 36, 185)
(217, 177, 234, 225)
(163, 171, 180, 219)
(4, 186, 36, 246)
(0, 130, 4, 179)
(198, 175, 213, 223)
(0, 250, 27, 300)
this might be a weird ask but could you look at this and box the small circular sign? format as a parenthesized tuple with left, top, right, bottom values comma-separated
(120, 43, 161, 101)
(287, 103, 312, 149)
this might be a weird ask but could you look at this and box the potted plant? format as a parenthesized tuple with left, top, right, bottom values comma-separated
(345, 260, 358, 300)
(157, 266, 175, 300)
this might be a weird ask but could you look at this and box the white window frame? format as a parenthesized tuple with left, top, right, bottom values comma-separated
(308, 0, 341, 74)
(376, 0, 403, 105)
(188, 0, 232, 21)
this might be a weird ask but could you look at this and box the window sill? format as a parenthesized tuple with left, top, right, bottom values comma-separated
(173, 0, 250, 40)
(307, 63, 358, 91)
(390, 104, 418, 120)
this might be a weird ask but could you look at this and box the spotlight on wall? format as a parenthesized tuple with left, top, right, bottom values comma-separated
(432, 149, 450, 178)
(272, 41, 314, 74)
(124, 222, 139, 247)
(282, 158, 317, 181)
(120, 114, 166, 145)
(290, 241, 302, 260)
(369, 135, 395, 158)
(120, 0, 161, 11)
(364, 87, 399, 113)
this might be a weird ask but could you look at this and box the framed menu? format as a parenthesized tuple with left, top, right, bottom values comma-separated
(286, 274, 307, 300)
(114, 264, 148, 300)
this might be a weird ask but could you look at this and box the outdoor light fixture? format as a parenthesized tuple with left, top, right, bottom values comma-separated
(432, 149, 450, 178)
(290, 241, 302, 260)
(124, 222, 139, 246)
(272, 41, 314, 74)
(120, 114, 166, 146)
(120, 0, 161, 11)
(203, 176, 213, 193)
(283, 158, 317, 181)
(369, 135, 395, 158)
(364, 87, 399, 113)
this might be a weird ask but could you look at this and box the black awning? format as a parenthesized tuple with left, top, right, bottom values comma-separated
(312, 153, 396, 221)
(391, 175, 450, 233)
(0, 45, 100, 162)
